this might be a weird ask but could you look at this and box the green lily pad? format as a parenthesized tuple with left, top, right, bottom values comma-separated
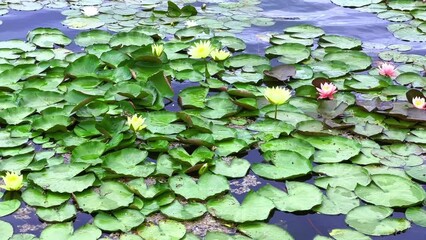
(258, 182, 322, 212)
(179, 86, 209, 109)
(345, 205, 410, 236)
(406, 207, 426, 227)
(225, 54, 269, 68)
(405, 165, 426, 183)
(354, 174, 425, 207)
(169, 172, 229, 200)
(0, 220, 13, 240)
(252, 150, 312, 180)
(260, 137, 315, 159)
(320, 35, 362, 49)
(314, 163, 371, 190)
(169, 146, 213, 166)
(127, 178, 170, 199)
(285, 24, 325, 39)
(74, 30, 112, 47)
(36, 203, 77, 222)
(265, 43, 310, 64)
(103, 148, 155, 177)
(160, 200, 206, 220)
(207, 191, 275, 223)
(62, 17, 104, 30)
(301, 135, 362, 163)
(137, 220, 186, 240)
(0, 200, 20, 217)
(74, 181, 134, 213)
(324, 51, 372, 71)
(109, 31, 154, 47)
(211, 158, 250, 178)
(22, 187, 70, 208)
(310, 61, 350, 78)
(40, 223, 101, 240)
(27, 163, 96, 193)
(94, 209, 145, 232)
(327, 229, 371, 240)
(205, 232, 249, 240)
(314, 187, 360, 215)
(238, 222, 294, 240)
(0, 153, 34, 172)
(0, 107, 35, 125)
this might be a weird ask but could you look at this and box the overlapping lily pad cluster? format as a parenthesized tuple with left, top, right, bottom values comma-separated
(331, 0, 426, 42)
(0, 0, 274, 34)
(0, 2, 425, 240)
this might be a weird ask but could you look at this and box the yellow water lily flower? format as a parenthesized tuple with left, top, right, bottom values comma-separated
(264, 86, 291, 105)
(152, 44, 164, 57)
(188, 40, 213, 59)
(127, 114, 147, 132)
(210, 49, 231, 61)
(0, 172, 23, 191)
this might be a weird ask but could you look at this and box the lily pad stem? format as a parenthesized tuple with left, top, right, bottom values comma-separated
(275, 104, 278, 120)
(205, 59, 210, 82)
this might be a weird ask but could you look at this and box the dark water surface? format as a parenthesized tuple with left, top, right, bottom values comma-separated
(0, 0, 425, 239)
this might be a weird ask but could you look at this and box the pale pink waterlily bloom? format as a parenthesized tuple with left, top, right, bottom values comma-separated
(412, 96, 426, 110)
(378, 62, 397, 78)
(316, 82, 338, 100)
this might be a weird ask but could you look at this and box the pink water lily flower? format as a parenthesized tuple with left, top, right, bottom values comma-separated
(317, 82, 338, 100)
(378, 62, 397, 78)
(412, 96, 426, 110)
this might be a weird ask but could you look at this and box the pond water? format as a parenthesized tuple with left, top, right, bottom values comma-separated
(0, 0, 425, 239)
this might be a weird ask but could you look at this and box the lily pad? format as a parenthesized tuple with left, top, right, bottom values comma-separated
(345, 205, 410, 236)
(314, 187, 360, 215)
(406, 207, 426, 227)
(160, 200, 206, 220)
(314, 163, 371, 190)
(354, 174, 425, 207)
(137, 220, 186, 240)
(238, 222, 294, 240)
(74, 181, 134, 213)
(207, 191, 275, 223)
(169, 173, 229, 200)
(0, 200, 20, 217)
(252, 150, 312, 180)
(94, 209, 145, 232)
(0, 220, 13, 240)
(258, 182, 322, 212)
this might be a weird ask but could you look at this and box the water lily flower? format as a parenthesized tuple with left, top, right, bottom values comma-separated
(81, 6, 99, 17)
(0, 172, 23, 191)
(317, 82, 338, 100)
(210, 49, 231, 61)
(127, 114, 147, 132)
(378, 62, 397, 78)
(264, 86, 291, 105)
(264, 86, 292, 119)
(188, 40, 213, 59)
(412, 96, 426, 110)
(152, 44, 164, 57)
(185, 20, 198, 28)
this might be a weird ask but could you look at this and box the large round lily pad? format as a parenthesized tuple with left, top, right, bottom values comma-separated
(345, 205, 411, 236)
(74, 181, 134, 213)
(207, 191, 275, 223)
(169, 173, 229, 200)
(354, 174, 425, 207)
(258, 182, 322, 212)
(252, 150, 312, 180)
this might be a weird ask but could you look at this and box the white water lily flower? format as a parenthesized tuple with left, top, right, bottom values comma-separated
(185, 20, 198, 28)
(81, 6, 99, 17)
